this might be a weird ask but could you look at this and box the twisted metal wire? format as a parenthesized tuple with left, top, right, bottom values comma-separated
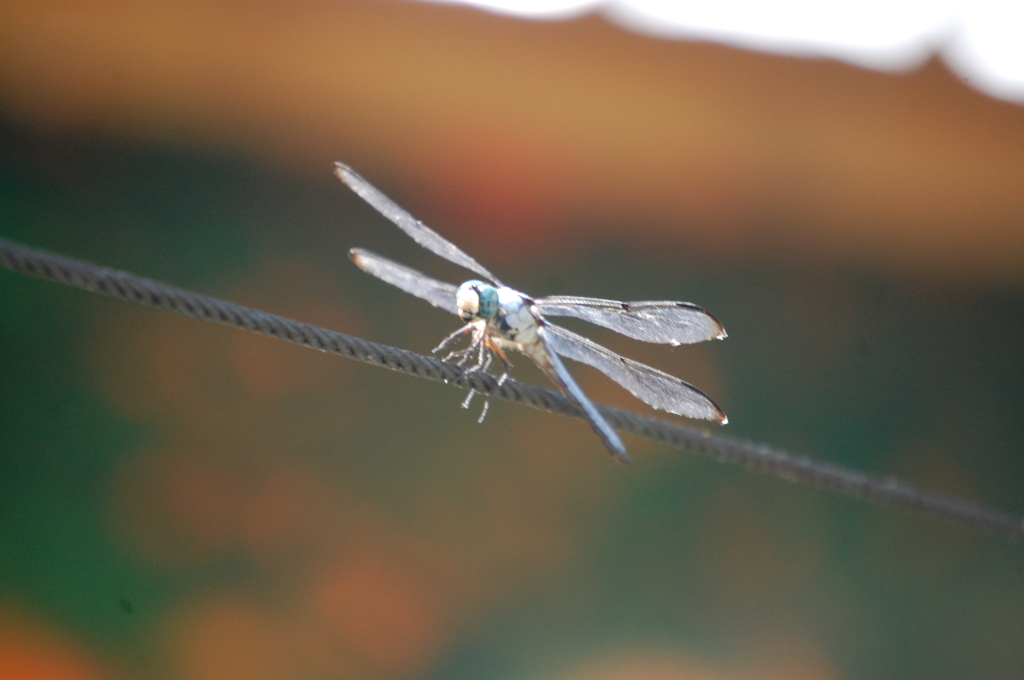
(1, 236, 1022, 539)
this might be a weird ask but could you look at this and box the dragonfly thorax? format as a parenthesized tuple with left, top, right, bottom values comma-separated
(489, 286, 539, 345)
(456, 280, 499, 322)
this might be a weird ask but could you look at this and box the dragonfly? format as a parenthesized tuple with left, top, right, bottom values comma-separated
(336, 163, 727, 464)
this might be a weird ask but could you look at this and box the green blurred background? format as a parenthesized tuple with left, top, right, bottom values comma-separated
(1, 2, 1024, 680)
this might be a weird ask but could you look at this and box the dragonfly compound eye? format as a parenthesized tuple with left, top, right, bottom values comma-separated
(457, 280, 492, 321)
(476, 285, 499, 320)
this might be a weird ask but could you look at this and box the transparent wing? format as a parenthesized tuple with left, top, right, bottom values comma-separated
(533, 327, 629, 464)
(544, 323, 727, 423)
(534, 296, 726, 345)
(336, 163, 503, 286)
(350, 249, 459, 316)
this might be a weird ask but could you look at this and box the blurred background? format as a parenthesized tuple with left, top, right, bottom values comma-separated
(1, 1, 1024, 679)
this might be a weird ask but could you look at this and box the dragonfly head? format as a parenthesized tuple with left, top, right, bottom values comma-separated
(456, 280, 499, 322)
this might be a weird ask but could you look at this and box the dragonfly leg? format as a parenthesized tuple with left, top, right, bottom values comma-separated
(455, 335, 505, 423)
(462, 338, 492, 375)
(461, 387, 491, 423)
(433, 323, 474, 355)
(467, 341, 499, 422)
(496, 360, 512, 387)
(444, 348, 468, 363)
(444, 328, 481, 365)
(480, 351, 494, 374)
(477, 338, 489, 369)
(452, 331, 486, 367)
(443, 347, 470, 364)
(487, 341, 513, 388)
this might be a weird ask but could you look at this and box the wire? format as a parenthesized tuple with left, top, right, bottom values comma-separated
(1, 237, 1021, 539)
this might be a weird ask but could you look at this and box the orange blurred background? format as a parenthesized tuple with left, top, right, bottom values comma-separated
(3, 0, 1024, 278)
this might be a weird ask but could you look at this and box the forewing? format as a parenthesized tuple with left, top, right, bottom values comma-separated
(532, 327, 629, 464)
(350, 249, 459, 316)
(535, 296, 725, 345)
(544, 323, 727, 422)
(336, 163, 503, 286)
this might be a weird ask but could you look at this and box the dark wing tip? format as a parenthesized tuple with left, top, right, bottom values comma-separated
(702, 308, 728, 341)
(688, 381, 728, 424)
(675, 301, 728, 341)
(707, 396, 728, 424)
(333, 162, 359, 187)
(348, 248, 373, 272)
(711, 397, 728, 424)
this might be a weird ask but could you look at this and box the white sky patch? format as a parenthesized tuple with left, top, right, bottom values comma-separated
(422, 0, 1024, 103)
